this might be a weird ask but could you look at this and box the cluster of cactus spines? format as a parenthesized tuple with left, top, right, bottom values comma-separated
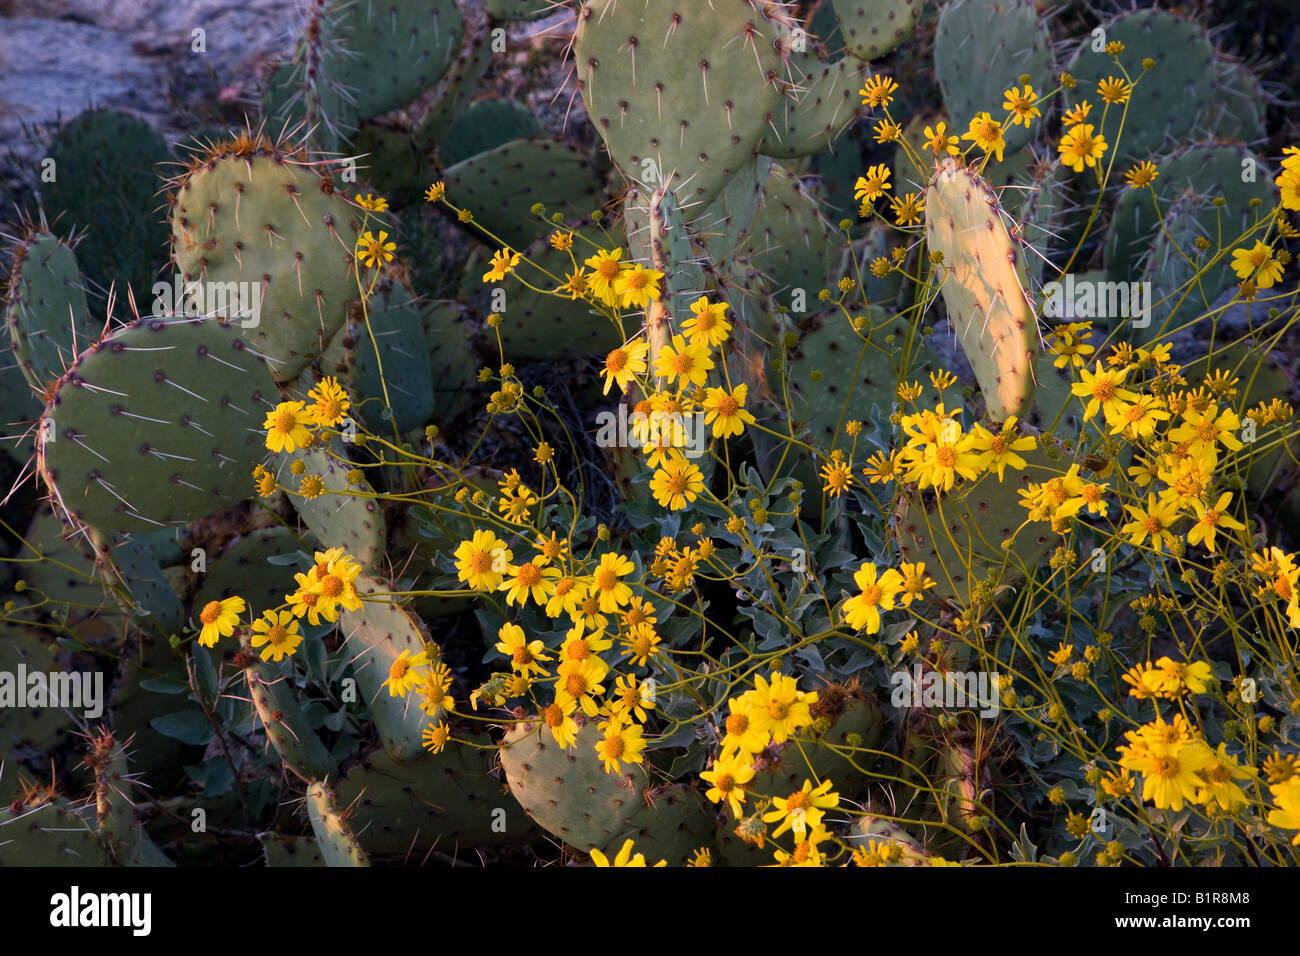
(894, 433, 1059, 604)
(1062, 8, 1215, 163)
(94, 528, 186, 635)
(759, 41, 869, 160)
(286, 438, 387, 565)
(934, 0, 1052, 158)
(499, 719, 714, 865)
(306, 780, 371, 866)
(924, 157, 1038, 422)
(38, 108, 173, 296)
(3, 231, 95, 393)
(1008, 154, 1071, 290)
(246, 660, 338, 783)
(735, 163, 838, 306)
(36, 314, 278, 534)
(168, 135, 363, 385)
(83, 730, 138, 863)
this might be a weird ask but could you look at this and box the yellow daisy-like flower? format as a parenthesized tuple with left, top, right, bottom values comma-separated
(1121, 493, 1182, 553)
(1186, 491, 1245, 554)
(1001, 84, 1040, 127)
(1071, 362, 1137, 421)
(1230, 241, 1284, 289)
(382, 649, 430, 698)
(746, 672, 816, 744)
(496, 622, 551, 677)
(541, 692, 579, 748)
(701, 383, 755, 438)
(482, 248, 522, 284)
(843, 562, 904, 634)
(249, 608, 302, 662)
(307, 376, 350, 427)
(417, 661, 455, 716)
(897, 561, 935, 606)
(453, 529, 512, 592)
(613, 263, 664, 309)
(595, 718, 645, 774)
(500, 559, 560, 608)
(890, 192, 924, 226)
(762, 778, 839, 838)
(961, 112, 1007, 163)
(719, 698, 768, 757)
(357, 230, 395, 269)
(197, 595, 244, 648)
(820, 455, 853, 498)
(1267, 778, 1300, 844)
(1058, 123, 1107, 173)
(653, 333, 714, 388)
(1061, 100, 1091, 127)
(923, 121, 959, 156)
(589, 837, 665, 867)
(620, 625, 661, 667)
(263, 401, 313, 454)
(853, 164, 891, 206)
(1124, 160, 1159, 189)
(650, 456, 705, 511)
(1119, 734, 1215, 812)
(700, 751, 756, 819)
(422, 721, 450, 753)
(424, 181, 446, 203)
(1096, 76, 1132, 104)
(682, 296, 731, 347)
(583, 247, 624, 305)
(858, 75, 898, 108)
(590, 552, 634, 613)
(354, 192, 389, 212)
(549, 230, 574, 250)
(602, 337, 649, 395)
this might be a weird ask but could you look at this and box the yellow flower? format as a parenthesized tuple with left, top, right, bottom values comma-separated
(923, 121, 959, 156)
(613, 263, 664, 309)
(549, 230, 574, 250)
(1096, 76, 1131, 104)
(1153, 657, 1215, 697)
(820, 456, 853, 498)
(890, 192, 924, 226)
(620, 625, 661, 667)
(701, 751, 757, 819)
(589, 837, 665, 867)
(197, 596, 244, 648)
(873, 119, 901, 143)
(897, 561, 935, 606)
(1267, 778, 1300, 844)
(1058, 123, 1107, 172)
(961, 112, 1007, 162)
(968, 417, 1036, 480)
(1124, 160, 1159, 189)
(650, 456, 704, 511)
(500, 559, 560, 608)
(454, 529, 512, 591)
(858, 75, 898, 108)
(249, 608, 302, 662)
(1002, 84, 1040, 126)
(382, 648, 430, 697)
(1121, 493, 1182, 553)
(843, 562, 903, 634)
(1072, 362, 1137, 421)
(719, 698, 768, 757)
(541, 692, 579, 748)
(604, 674, 656, 724)
(307, 376, 350, 427)
(701, 383, 755, 438)
(594, 718, 645, 774)
(1119, 733, 1215, 811)
(357, 230, 395, 269)
(682, 296, 731, 347)
(584, 247, 624, 305)
(747, 672, 816, 744)
(762, 779, 838, 838)
(497, 484, 537, 524)
(263, 401, 313, 454)
(422, 721, 450, 753)
(418, 661, 456, 716)
(354, 192, 388, 211)
(482, 248, 522, 283)
(602, 337, 649, 395)
(424, 182, 446, 202)
(653, 333, 714, 388)
(1230, 241, 1284, 289)
(1186, 492, 1245, 554)
(1061, 100, 1091, 127)
(590, 552, 634, 613)
(853, 164, 891, 207)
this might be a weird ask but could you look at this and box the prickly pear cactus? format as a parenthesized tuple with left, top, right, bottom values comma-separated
(924, 158, 1038, 421)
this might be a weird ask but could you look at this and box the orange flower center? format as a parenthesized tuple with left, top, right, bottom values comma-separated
(786, 791, 811, 812)
(716, 395, 738, 417)
(544, 703, 564, 728)
(266, 625, 289, 646)
(1153, 755, 1180, 779)
(273, 410, 297, 434)
(199, 601, 222, 625)
(320, 574, 344, 598)
(516, 563, 542, 587)
(936, 447, 956, 468)
(470, 551, 493, 574)
(1092, 379, 1115, 402)
(725, 713, 748, 736)
(604, 735, 625, 758)
(605, 350, 628, 374)
(767, 700, 790, 721)
(861, 584, 881, 606)
(595, 568, 617, 592)
(389, 658, 409, 682)
(565, 673, 588, 697)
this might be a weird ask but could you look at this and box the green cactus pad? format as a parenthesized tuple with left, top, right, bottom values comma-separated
(739, 164, 838, 303)
(261, 832, 327, 866)
(760, 52, 868, 159)
(4, 233, 94, 392)
(1063, 9, 1215, 163)
(443, 139, 606, 251)
(306, 781, 371, 866)
(420, 299, 479, 426)
(574, 0, 784, 207)
(500, 719, 715, 865)
(0, 622, 79, 757)
(335, 742, 528, 855)
(285, 437, 386, 568)
(339, 576, 431, 763)
(832, 0, 923, 62)
(924, 157, 1038, 422)
(0, 800, 111, 866)
(41, 108, 172, 296)
(38, 315, 279, 534)
(170, 148, 363, 384)
(353, 273, 436, 434)
(437, 99, 543, 168)
(934, 0, 1052, 158)
(246, 662, 337, 783)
